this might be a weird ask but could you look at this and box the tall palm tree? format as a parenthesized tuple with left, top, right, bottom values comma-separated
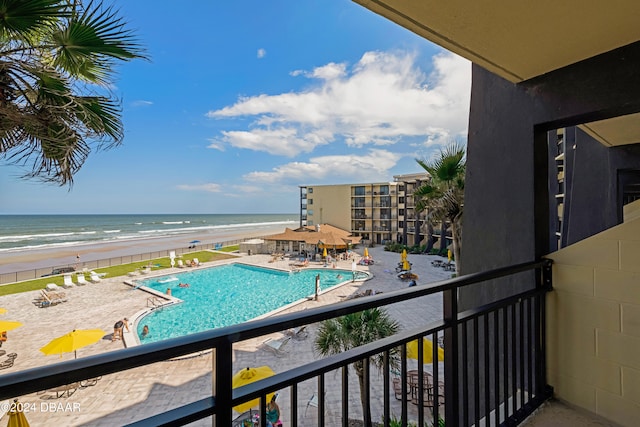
(0, 0, 147, 185)
(314, 308, 400, 426)
(415, 142, 466, 274)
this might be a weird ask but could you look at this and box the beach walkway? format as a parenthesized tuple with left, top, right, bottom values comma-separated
(0, 246, 454, 426)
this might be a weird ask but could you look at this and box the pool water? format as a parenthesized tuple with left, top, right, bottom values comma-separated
(134, 264, 358, 343)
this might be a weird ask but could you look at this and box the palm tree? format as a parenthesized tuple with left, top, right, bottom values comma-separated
(414, 142, 465, 274)
(314, 308, 400, 426)
(0, 0, 147, 185)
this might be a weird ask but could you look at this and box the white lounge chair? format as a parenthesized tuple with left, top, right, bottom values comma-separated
(76, 274, 89, 286)
(261, 336, 290, 357)
(192, 258, 200, 266)
(177, 260, 184, 268)
(89, 271, 102, 283)
(46, 283, 65, 292)
(61, 275, 75, 288)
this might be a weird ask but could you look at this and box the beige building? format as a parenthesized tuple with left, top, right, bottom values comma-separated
(299, 173, 430, 247)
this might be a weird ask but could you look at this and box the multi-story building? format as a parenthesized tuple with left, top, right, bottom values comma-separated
(299, 173, 430, 247)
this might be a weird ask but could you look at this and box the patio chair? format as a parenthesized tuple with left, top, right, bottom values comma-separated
(0, 354, 16, 370)
(76, 274, 89, 285)
(43, 382, 80, 399)
(89, 271, 102, 283)
(80, 376, 102, 387)
(61, 274, 75, 288)
(192, 258, 200, 266)
(304, 391, 326, 416)
(261, 336, 290, 357)
(46, 283, 64, 292)
(285, 326, 309, 341)
(177, 259, 184, 268)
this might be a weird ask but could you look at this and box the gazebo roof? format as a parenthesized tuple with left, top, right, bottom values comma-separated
(263, 224, 361, 246)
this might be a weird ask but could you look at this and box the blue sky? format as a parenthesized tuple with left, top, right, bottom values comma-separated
(0, 1, 471, 215)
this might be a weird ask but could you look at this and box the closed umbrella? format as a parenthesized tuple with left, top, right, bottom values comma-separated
(363, 247, 369, 258)
(40, 329, 105, 359)
(402, 260, 411, 271)
(232, 366, 276, 413)
(7, 400, 30, 427)
(447, 249, 452, 262)
(401, 249, 407, 262)
(406, 338, 444, 363)
(322, 247, 327, 258)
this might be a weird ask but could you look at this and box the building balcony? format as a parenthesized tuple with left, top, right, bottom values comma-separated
(0, 255, 611, 427)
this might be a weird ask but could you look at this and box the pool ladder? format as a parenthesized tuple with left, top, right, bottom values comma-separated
(147, 296, 165, 310)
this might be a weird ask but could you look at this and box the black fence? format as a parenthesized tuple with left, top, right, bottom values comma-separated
(0, 259, 553, 426)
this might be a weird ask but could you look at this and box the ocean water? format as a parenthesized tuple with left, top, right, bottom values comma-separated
(0, 214, 299, 253)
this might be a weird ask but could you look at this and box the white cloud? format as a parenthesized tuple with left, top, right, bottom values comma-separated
(207, 50, 470, 156)
(257, 48, 266, 58)
(176, 183, 222, 192)
(243, 149, 402, 184)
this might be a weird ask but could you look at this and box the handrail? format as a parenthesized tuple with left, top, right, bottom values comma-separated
(0, 258, 552, 426)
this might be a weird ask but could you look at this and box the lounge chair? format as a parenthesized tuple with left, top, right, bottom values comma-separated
(261, 336, 290, 357)
(177, 259, 184, 268)
(44, 382, 80, 398)
(192, 258, 200, 266)
(62, 274, 76, 288)
(89, 271, 102, 283)
(76, 274, 89, 285)
(46, 283, 64, 292)
(285, 326, 309, 341)
(80, 376, 102, 387)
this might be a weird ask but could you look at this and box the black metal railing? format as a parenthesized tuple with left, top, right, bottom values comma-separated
(0, 259, 552, 426)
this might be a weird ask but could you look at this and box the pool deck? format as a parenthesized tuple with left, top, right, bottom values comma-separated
(0, 246, 455, 426)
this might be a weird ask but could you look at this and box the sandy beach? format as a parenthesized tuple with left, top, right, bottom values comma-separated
(0, 224, 287, 274)
(0, 240, 455, 426)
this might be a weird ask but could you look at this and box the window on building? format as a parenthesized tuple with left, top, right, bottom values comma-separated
(308, 210, 314, 215)
(399, 196, 405, 204)
(354, 186, 365, 196)
(308, 188, 313, 193)
(399, 209, 404, 216)
(308, 199, 313, 205)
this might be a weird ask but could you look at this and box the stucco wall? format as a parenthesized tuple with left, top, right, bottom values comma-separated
(546, 211, 640, 426)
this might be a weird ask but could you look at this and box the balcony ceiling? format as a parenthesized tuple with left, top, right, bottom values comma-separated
(353, 0, 640, 146)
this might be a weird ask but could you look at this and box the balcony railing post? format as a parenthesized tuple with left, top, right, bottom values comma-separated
(444, 287, 459, 426)
(213, 341, 233, 427)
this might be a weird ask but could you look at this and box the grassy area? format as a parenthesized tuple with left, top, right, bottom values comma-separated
(0, 250, 237, 297)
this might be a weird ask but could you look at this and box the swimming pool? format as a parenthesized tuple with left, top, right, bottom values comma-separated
(134, 264, 364, 343)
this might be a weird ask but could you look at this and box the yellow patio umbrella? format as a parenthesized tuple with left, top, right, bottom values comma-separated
(402, 259, 411, 271)
(322, 247, 327, 258)
(232, 366, 276, 413)
(40, 329, 105, 359)
(0, 321, 22, 332)
(447, 249, 452, 262)
(406, 338, 444, 363)
(7, 399, 30, 427)
(363, 247, 369, 258)
(401, 249, 407, 261)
